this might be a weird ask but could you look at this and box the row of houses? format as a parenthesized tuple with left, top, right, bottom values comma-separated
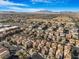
(0, 24, 22, 40)
(0, 24, 24, 59)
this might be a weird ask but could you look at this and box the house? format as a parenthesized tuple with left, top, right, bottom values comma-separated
(0, 46, 10, 59)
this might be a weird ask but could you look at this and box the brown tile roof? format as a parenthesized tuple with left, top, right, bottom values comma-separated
(0, 46, 8, 55)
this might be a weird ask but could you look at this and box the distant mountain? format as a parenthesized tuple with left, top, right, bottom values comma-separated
(36, 10, 53, 13)
(0, 11, 16, 14)
(0, 10, 78, 14)
(35, 10, 63, 14)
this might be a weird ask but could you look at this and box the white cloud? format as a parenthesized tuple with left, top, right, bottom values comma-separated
(32, 0, 48, 2)
(0, 0, 45, 12)
(0, 0, 28, 6)
(31, 0, 69, 3)
(32, 0, 51, 3)
(5, 6, 45, 12)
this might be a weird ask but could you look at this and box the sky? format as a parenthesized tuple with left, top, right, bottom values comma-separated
(0, 0, 79, 12)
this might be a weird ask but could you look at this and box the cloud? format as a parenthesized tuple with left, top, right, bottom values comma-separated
(0, 0, 45, 12)
(32, 0, 51, 3)
(0, 0, 28, 6)
(0, 5, 45, 12)
(32, 0, 48, 2)
(0, 0, 34, 12)
(31, 0, 69, 3)
(8, 6, 45, 12)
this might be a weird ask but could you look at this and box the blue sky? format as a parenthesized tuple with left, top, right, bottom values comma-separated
(0, 0, 79, 12)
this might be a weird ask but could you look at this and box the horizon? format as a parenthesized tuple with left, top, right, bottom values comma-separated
(0, 0, 79, 12)
(0, 10, 79, 12)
